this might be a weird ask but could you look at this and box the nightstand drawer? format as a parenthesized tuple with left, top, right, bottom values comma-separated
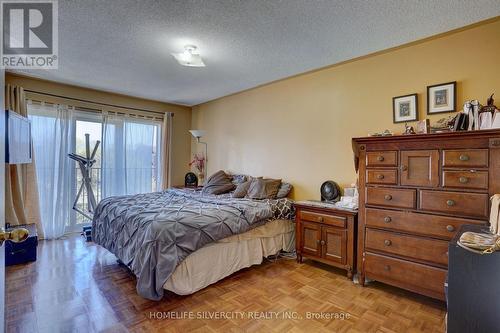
(366, 169, 397, 185)
(366, 151, 398, 167)
(299, 210, 346, 228)
(366, 187, 416, 209)
(365, 229, 449, 266)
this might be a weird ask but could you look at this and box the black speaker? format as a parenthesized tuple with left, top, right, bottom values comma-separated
(184, 172, 198, 188)
(320, 181, 341, 202)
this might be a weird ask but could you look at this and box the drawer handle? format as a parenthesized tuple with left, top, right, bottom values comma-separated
(384, 265, 391, 271)
(377, 156, 385, 162)
(320, 240, 325, 246)
(384, 216, 392, 223)
(384, 239, 392, 246)
(401, 165, 408, 171)
(446, 199, 456, 207)
(459, 176, 469, 184)
(446, 225, 455, 232)
(318, 217, 324, 223)
(377, 174, 385, 180)
(459, 154, 470, 161)
(384, 194, 392, 201)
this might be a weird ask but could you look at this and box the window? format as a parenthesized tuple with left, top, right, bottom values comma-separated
(28, 102, 162, 237)
(101, 114, 162, 198)
(73, 113, 103, 227)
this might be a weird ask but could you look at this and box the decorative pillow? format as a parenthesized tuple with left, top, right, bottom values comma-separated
(246, 178, 282, 199)
(233, 180, 251, 198)
(202, 170, 236, 195)
(231, 174, 247, 185)
(276, 182, 293, 198)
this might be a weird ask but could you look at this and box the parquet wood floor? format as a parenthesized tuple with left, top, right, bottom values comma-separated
(6, 235, 446, 332)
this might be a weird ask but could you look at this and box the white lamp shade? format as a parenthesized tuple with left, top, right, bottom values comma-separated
(189, 130, 206, 138)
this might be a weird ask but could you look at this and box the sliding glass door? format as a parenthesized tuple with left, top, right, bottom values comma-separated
(71, 112, 103, 231)
(28, 103, 162, 238)
(101, 114, 161, 198)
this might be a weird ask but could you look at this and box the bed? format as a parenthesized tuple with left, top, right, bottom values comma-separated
(92, 187, 294, 300)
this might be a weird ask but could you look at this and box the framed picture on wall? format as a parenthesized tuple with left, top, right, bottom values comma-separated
(393, 93, 418, 123)
(427, 81, 456, 114)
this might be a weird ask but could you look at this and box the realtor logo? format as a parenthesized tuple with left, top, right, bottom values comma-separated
(1, 0, 58, 69)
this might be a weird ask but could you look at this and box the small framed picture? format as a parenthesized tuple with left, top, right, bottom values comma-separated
(416, 119, 430, 134)
(427, 81, 456, 114)
(393, 93, 418, 123)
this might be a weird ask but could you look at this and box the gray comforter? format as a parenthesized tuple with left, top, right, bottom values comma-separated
(92, 188, 293, 300)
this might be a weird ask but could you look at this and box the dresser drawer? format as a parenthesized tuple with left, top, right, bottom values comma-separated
(366, 187, 416, 209)
(442, 170, 488, 190)
(298, 210, 346, 228)
(365, 229, 448, 266)
(419, 190, 489, 219)
(365, 208, 485, 240)
(366, 151, 398, 167)
(366, 169, 397, 185)
(364, 253, 446, 300)
(442, 149, 488, 168)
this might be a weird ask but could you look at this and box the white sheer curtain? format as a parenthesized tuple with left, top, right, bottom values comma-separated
(28, 103, 74, 239)
(101, 113, 161, 198)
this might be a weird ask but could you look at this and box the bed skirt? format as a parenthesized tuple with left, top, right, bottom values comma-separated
(163, 219, 295, 295)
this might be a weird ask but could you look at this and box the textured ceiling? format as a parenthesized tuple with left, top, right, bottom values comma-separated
(13, 0, 500, 106)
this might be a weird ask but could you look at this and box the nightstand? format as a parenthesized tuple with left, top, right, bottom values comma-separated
(172, 185, 203, 189)
(295, 203, 358, 279)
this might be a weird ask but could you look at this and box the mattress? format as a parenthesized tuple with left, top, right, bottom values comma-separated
(163, 219, 295, 295)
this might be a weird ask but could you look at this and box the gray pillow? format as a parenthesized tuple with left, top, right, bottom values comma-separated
(246, 178, 282, 199)
(233, 180, 251, 198)
(276, 182, 293, 198)
(202, 170, 236, 195)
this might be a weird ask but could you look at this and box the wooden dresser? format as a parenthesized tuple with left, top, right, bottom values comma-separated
(352, 130, 500, 300)
(295, 203, 357, 279)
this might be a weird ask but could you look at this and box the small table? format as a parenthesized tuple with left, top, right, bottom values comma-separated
(294, 202, 358, 279)
(172, 185, 203, 190)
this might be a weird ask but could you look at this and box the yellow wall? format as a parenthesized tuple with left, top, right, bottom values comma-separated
(6, 73, 192, 186)
(192, 19, 500, 200)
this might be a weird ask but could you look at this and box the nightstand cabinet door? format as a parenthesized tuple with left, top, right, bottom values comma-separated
(300, 221, 321, 257)
(322, 226, 347, 265)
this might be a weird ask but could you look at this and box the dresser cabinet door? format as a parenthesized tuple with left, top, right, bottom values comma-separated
(321, 226, 347, 265)
(400, 150, 439, 187)
(300, 221, 321, 257)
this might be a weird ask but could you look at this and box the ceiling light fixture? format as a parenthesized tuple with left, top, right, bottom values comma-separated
(171, 45, 205, 67)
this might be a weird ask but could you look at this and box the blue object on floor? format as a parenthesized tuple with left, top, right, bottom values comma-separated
(5, 223, 38, 266)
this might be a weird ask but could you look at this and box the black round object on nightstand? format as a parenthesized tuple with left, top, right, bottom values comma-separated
(320, 181, 341, 202)
(185, 172, 198, 187)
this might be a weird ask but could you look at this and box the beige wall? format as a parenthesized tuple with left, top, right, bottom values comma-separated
(6, 73, 192, 186)
(192, 19, 500, 200)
